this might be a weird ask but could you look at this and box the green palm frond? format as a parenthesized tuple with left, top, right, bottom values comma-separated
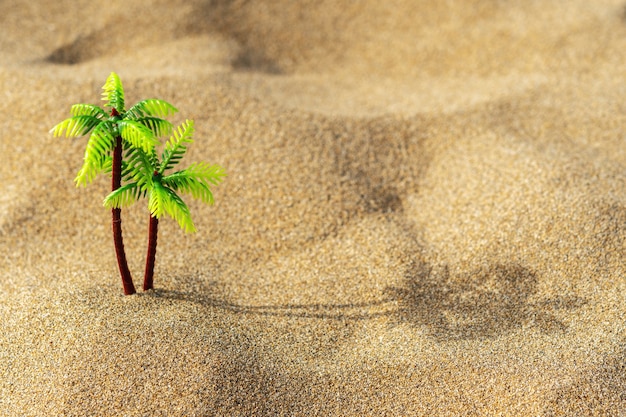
(123, 147, 157, 191)
(103, 183, 144, 209)
(125, 99, 178, 119)
(136, 117, 174, 138)
(162, 162, 226, 204)
(160, 120, 194, 173)
(50, 115, 102, 138)
(185, 162, 226, 186)
(117, 120, 159, 153)
(147, 182, 168, 218)
(102, 156, 113, 174)
(70, 104, 107, 118)
(75, 121, 116, 186)
(75, 161, 101, 187)
(149, 183, 196, 233)
(101, 72, 125, 112)
(163, 174, 214, 205)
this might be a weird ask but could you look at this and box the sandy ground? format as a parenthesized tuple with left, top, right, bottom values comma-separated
(1, 0, 626, 415)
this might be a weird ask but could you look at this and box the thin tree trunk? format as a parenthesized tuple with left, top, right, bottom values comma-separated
(143, 215, 159, 291)
(112, 205, 135, 295)
(111, 109, 136, 295)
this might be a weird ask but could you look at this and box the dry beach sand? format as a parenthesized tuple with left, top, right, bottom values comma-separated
(1, 0, 626, 415)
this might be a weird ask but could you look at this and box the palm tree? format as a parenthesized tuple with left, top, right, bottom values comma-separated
(51, 72, 177, 294)
(103, 119, 225, 291)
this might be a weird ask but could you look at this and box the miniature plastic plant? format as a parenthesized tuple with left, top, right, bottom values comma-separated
(51, 73, 177, 294)
(104, 119, 225, 291)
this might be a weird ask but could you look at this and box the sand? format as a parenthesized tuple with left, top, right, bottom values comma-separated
(1, 0, 626, 415)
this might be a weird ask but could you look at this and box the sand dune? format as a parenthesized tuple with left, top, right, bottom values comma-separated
(1, 0, 626, 415)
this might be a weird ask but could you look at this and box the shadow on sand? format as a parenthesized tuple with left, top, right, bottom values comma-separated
(387, 261, 587, 341)
(154, 259, 585, 341)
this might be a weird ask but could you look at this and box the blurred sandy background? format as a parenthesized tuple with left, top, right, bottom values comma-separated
(1, 0, 626, 415)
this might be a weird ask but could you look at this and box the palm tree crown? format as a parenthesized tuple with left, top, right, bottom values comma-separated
(103, 119, 226, 233)
(50, 72, 178, 186)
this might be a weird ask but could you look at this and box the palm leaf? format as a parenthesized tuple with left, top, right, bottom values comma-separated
(185, 162, 226, 186)
(50, 115, 102, 138)
(117, 120, 159, 153)
(101, 72, 125, 112)
(122, 147, 157, 191)
(148, 182, 168, 218)
(162, 162, 225, 204)
(149, 183, 196, 233)
(160, 120, 194, 173)
(103, 183, 144, 209)
(75, 122, 116, 186)
(102, 156, 113, 174)
(125, 99, 178, 119)
(136, 116, 174, 138)
(70, 104, 107, 118)
(163, 175, 214, 205)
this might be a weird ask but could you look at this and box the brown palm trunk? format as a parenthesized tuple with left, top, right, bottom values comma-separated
(112, 205, 135, 295)
(143, 215, 159, 291)
(111, 108, 136, 295)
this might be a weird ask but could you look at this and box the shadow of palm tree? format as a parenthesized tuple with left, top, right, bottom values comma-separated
(151, 259, 585, 341)
(387, 261, 587, 341)
(150, 280, 395, 321)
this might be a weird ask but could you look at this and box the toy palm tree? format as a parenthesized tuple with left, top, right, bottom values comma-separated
(51, 72, 177, 294)
(104, 119, 225, 291)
